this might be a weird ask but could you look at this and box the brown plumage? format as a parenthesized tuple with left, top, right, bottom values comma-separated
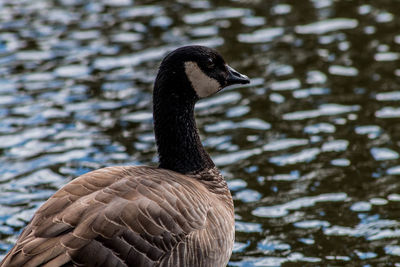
(1, 46, 250, 267)
(2, 167, 234, 266)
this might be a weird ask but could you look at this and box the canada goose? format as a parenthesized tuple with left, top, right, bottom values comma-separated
(1, 45, 250, 267)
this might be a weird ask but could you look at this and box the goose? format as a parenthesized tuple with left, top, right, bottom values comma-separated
(1, 45, 250, 267)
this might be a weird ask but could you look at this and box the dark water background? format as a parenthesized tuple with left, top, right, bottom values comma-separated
(1, 0, 400, 266)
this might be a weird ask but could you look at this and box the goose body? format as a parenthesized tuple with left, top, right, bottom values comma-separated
(1, 46, 250, 267)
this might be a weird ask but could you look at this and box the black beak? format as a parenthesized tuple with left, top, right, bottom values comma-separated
(225, 65, 250, 86)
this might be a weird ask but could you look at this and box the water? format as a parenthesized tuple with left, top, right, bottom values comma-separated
(1, 0, 400, 265)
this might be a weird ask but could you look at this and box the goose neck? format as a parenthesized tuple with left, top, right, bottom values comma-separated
(153, 88, 214, 174)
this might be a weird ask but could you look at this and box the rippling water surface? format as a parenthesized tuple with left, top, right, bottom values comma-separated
(1, 0, 400, 265)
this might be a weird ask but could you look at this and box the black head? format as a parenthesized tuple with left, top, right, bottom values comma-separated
(155, 45, 250, 100)
(153, 46, 250, 173)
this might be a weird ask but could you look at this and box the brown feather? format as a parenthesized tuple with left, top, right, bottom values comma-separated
(1, 166, 234, 267)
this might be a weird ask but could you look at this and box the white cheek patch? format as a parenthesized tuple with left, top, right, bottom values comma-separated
(184, 61, 221, 98)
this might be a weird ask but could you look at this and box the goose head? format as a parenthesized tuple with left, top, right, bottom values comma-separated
(153, 45, 250, 174)
(154, 45, 250, 102)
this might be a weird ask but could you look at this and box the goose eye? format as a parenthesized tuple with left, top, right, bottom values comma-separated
(206, 59, 215, 69)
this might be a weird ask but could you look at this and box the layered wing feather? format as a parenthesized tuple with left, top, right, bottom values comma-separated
(1, 166, 233, 267)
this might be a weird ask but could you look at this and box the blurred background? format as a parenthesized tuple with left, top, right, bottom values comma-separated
(1, 0, 400, 265)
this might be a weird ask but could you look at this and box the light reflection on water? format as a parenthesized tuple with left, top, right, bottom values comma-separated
(1, 0, 400, 265)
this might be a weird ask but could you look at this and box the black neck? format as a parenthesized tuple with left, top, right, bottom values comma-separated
(153, 71, 215, 174)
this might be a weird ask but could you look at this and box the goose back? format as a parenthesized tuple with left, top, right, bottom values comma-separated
(1, 166, 234, 267)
